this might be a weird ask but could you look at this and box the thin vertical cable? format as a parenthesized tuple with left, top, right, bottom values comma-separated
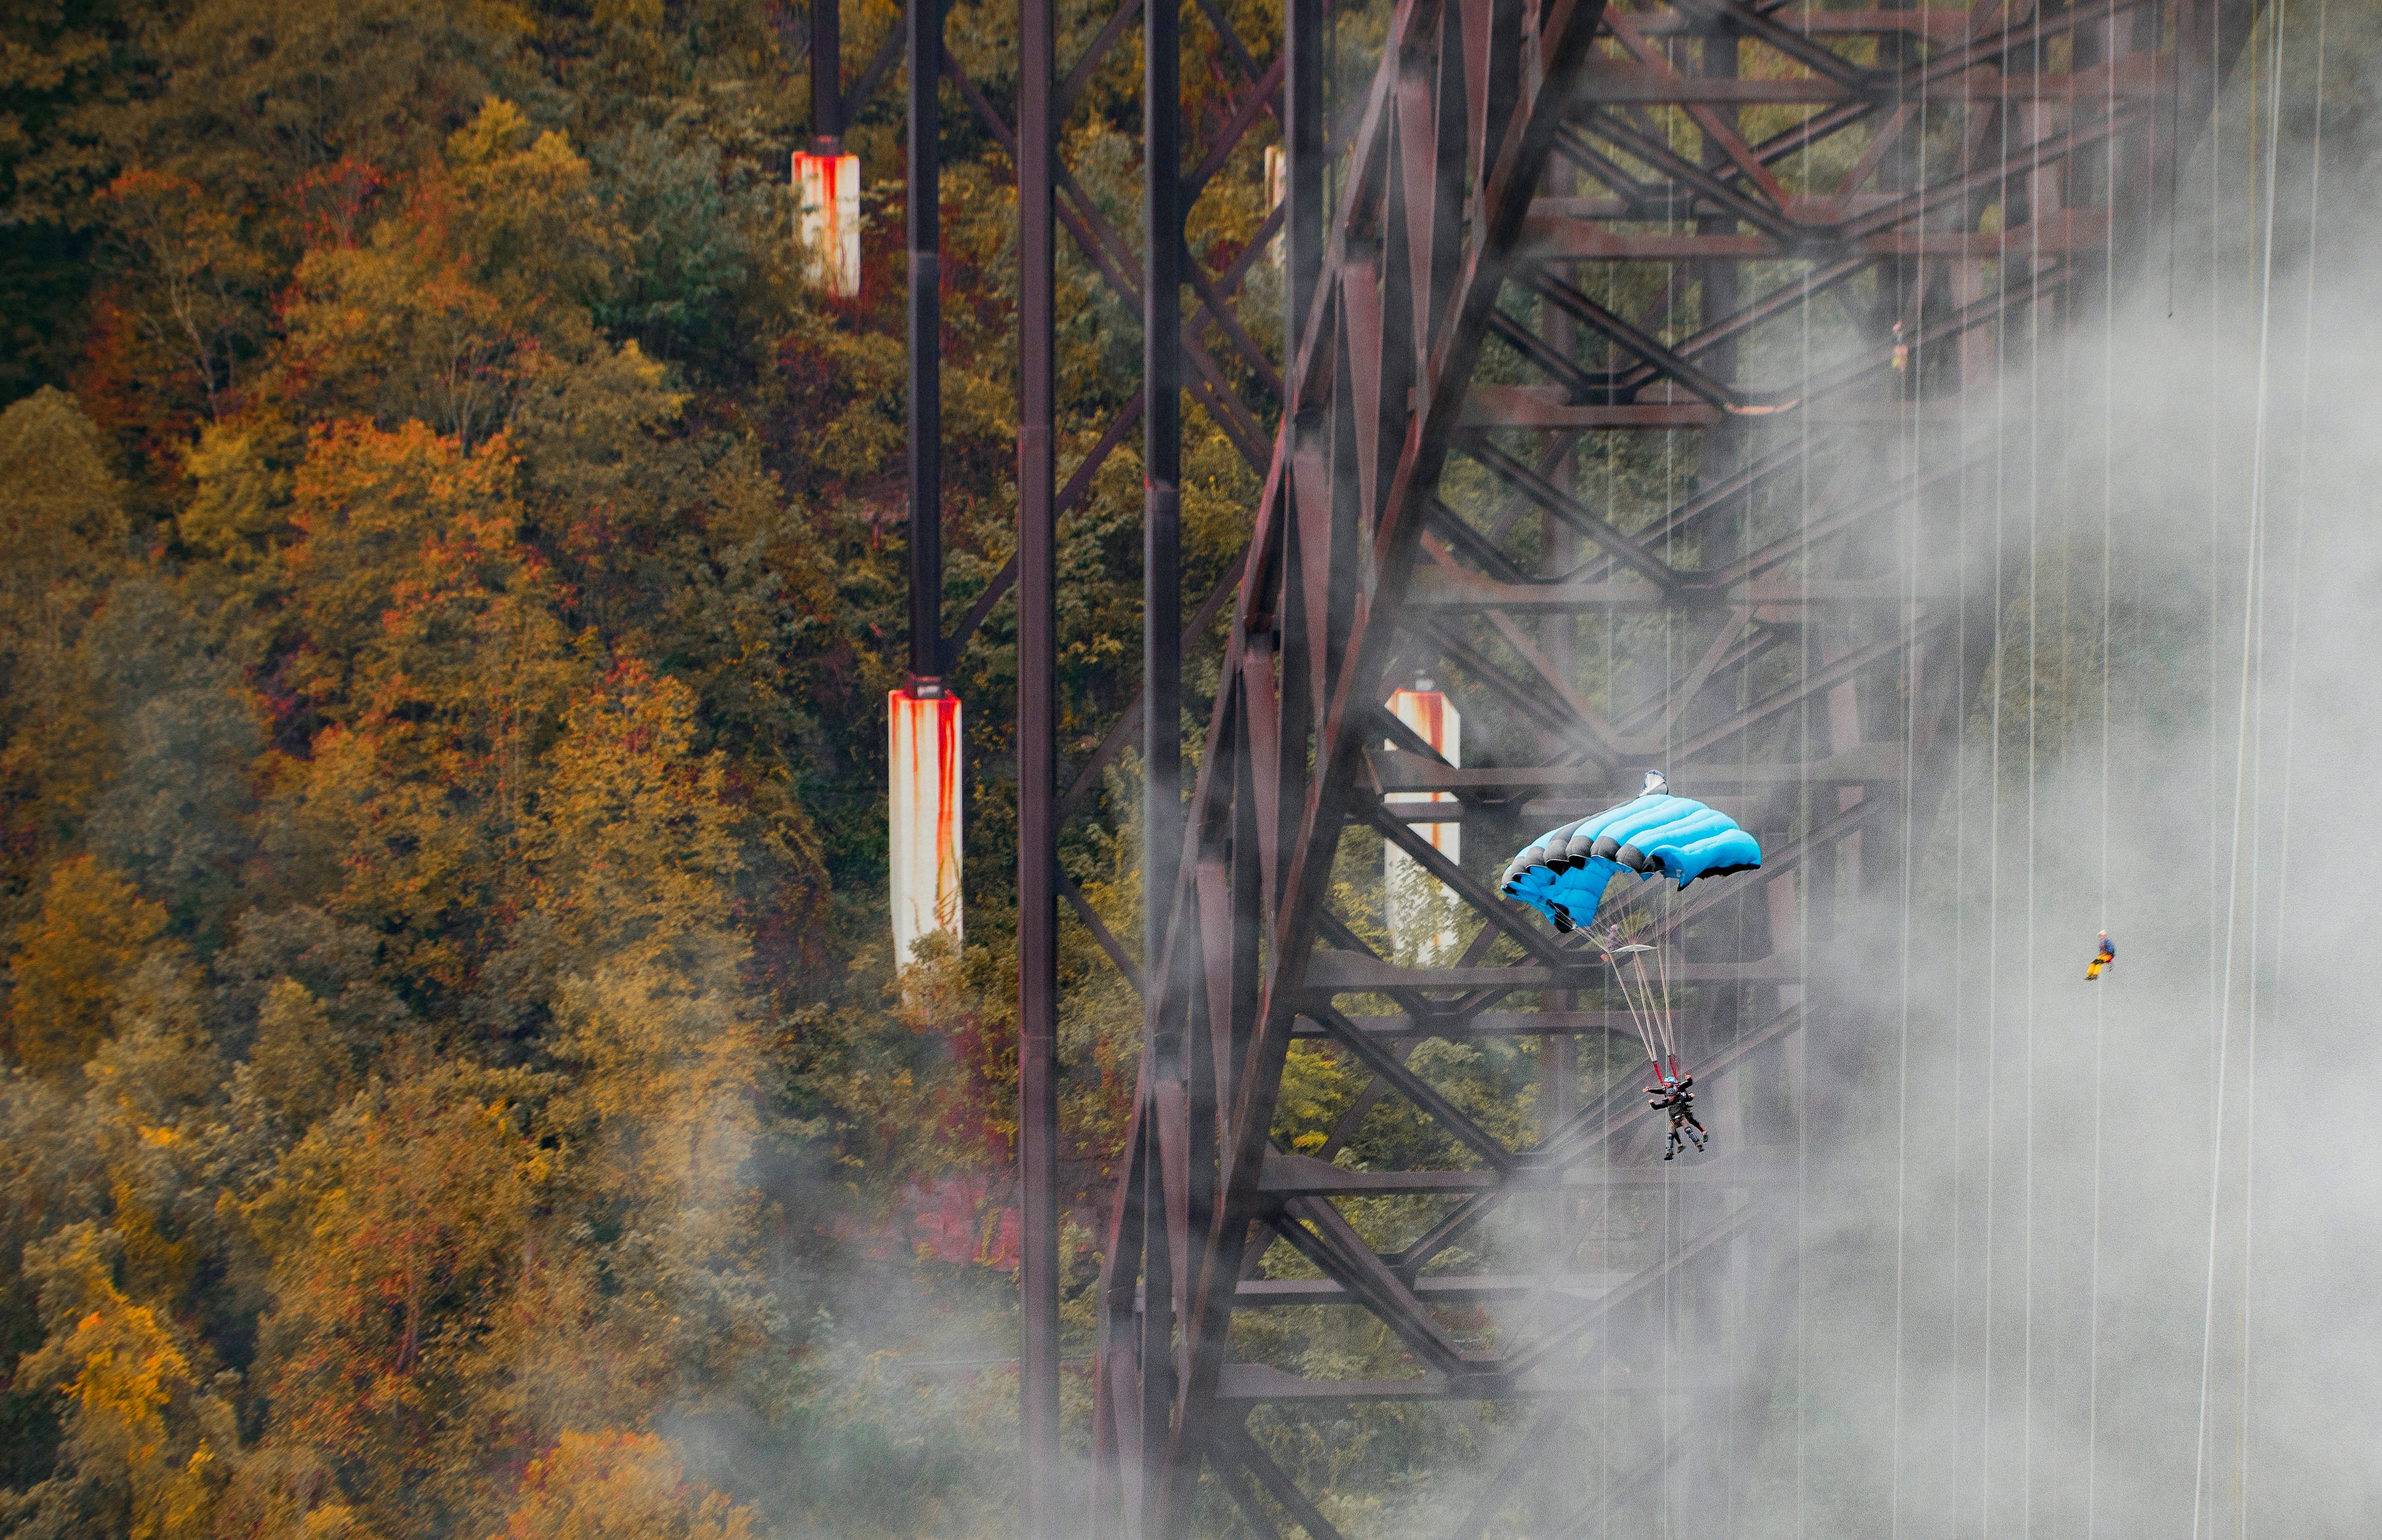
(2018, 20, 2045, 1529)
(2083, 7, 2122, 1535)
(2236, 4, 2301, 1531)
(2245, 9, 2326, 1536)
(1889, 12, 1927, 1531)
(2192, 4, 2286, 1530)
(1793, 7, 1816, 1525)
(1981, 43, 2010, 1534)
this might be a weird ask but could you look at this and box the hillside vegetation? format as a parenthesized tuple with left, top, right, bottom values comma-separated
(0, 0, 1283, 1531)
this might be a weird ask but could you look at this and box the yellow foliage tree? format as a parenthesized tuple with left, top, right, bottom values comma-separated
(491, 1433, 753, 1540)
(246, 1062, 553, 1529)
(519, 661, 741, 970)
(6, 857, 171, 1073)
(19, 1223, 235, 1540)
(210, 1446, 388, 1540)
(268, 419, 581, 990)
(0, 389, 130, 917)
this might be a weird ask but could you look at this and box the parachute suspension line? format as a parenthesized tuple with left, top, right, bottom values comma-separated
(1650, 940, 1676, 1074)
(2193, 7, 2291, 1534)
(1597, 941, 1682, 1080)
(1604, 943, 1663, 1069)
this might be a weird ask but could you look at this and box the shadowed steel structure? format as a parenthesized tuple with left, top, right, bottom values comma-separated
(997, 0, 2259, 1536)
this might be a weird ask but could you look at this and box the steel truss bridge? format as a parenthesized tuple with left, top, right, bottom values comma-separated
(984, 0, 2257, 1534)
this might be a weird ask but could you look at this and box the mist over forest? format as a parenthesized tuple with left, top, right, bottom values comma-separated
(1, 0, 2375, 1536)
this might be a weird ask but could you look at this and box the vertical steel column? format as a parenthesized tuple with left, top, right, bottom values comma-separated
(908, 0, 943, 686)
(811, 0, 842, 149)
(1138, 0, 1182, 1527)
(1282, 0, 1323, 356)
(1274, 0, 1323, 875)
(1541, 272, 1575, 1129)
(1015, 0, 1062, 1525)
(1143, 0, 1182, 940)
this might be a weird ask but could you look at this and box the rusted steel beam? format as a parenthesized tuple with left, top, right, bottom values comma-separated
(1083, 0, 2240, 1529)
(1301, 953, 1796, 994)
(1216, 1423, 1352, 1540)
(1211, 1457, 1286, 1540)
(810, 0, 841, 146)
(905, 0, 941, 683)
(1406, 574, 1924, 610)
(1519, 209, 2114, 260)
(1272, 1196, 1479, 1375)
(1576, 58, 2165, 105)
(1310, 1006, 1520, 1170)
(1258, 1150, 1795, 1196)
(1355, 799, 1572, 967)
(1213, 1366, 1738, 1402)
(1296, 1008, 1677, 1038)
(1370, 745, 1904, 793)
(1239, 1273, 1620, 1304)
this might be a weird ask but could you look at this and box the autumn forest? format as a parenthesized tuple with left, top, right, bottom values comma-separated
(0, 0, 1277, 1531)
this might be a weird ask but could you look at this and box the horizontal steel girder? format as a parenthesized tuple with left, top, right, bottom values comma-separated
(1087, 0, 2254, 1532)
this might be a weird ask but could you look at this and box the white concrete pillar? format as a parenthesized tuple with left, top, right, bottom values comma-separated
(890, 688, 963, 963)
(1385, 683, 1461, 963)
(795, 151, 862, 296)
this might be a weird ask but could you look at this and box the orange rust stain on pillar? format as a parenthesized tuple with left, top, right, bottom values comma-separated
(794, 151, 862, 297)
(889, 689, 964, 964)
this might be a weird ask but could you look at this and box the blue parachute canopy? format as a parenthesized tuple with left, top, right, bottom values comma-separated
(1499, 783, 1762, 933)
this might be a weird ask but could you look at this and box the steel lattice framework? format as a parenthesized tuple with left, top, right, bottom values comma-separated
(1006, 0, 2256, 1534)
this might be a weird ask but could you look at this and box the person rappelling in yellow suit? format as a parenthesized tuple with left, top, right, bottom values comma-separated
(2085, 930, 2115, 981)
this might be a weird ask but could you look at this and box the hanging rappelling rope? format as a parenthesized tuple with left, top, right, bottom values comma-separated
(1978, 32, 2014, 1529)
(1889, 8, 1933, 1529)
(2192, 4, 2291, 1534)
(2019, 12, 2052, 1514)
(2084, 0, 2123, 1528)
(1943, 0, 1976, 1520)
(1793, 7, 1817, 1521)
(2238, 7, 2326, 1533)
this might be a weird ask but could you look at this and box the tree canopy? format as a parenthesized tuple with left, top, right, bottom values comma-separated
(0, 0, 1256, 1529)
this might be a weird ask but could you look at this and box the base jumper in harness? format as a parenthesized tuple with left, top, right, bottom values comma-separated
(1646, 1075, 1708, 1160)
(2085, 930, 2115, 981)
